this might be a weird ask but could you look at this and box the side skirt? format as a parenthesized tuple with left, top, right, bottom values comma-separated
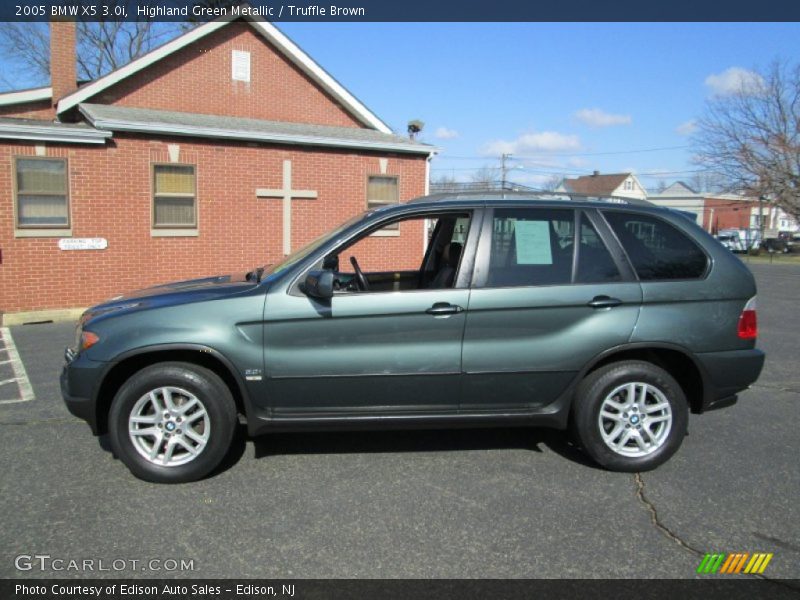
(247, 399, 572, 437)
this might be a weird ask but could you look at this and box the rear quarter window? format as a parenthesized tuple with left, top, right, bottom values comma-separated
(603, 211, 708, 280)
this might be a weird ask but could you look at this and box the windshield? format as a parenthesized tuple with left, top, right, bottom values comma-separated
(262, 211, 368, 278)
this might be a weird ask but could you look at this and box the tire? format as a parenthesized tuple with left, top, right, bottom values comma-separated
(571, 360, 688, 472)
(108, 362, 237, 483)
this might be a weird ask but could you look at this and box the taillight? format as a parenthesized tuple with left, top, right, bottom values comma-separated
(737, 297, 758, 340)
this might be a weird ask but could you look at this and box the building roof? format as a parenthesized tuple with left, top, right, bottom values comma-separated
(657, 181, 700, 196)
(0, 116, 111, 144)
(79, 103, 434, 155)
(560, 172, 631, 196)
(55, 13, 392, 133)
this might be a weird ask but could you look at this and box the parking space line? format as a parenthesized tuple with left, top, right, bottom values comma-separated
(0, 327, 35, 404)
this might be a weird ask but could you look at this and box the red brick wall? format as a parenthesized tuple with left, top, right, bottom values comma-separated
(50, 21, 77, 105)
(703, 198, 758, 232)
(0, 100, 54, 120)
(93, 22, 363, 128)
(0, 136, 426, 313)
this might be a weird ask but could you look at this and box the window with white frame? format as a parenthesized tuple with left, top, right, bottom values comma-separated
(367, 175, 399, 230)
(15, 157, 69, 228)
(153, 164, 197, 228)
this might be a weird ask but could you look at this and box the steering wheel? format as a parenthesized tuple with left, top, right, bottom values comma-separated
(349, 256, 370, 292)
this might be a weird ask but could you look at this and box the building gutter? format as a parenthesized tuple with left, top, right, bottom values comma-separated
(0, 122, 111, 144)
(80, 109, 434, 156)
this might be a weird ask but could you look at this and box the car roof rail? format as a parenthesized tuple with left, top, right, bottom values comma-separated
(409, 190, 655, 207)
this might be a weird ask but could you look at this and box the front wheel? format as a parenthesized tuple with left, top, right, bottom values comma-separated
(571, 360, 688, 472)
(108, 362, 237, 483)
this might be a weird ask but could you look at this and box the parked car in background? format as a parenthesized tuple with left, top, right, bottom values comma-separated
(774, 231, 797, 253)
(715, 228, 761, 253)
(762, 237, 791, 253)
(715, 232, 741, 253)
(61, 193, 765, 483)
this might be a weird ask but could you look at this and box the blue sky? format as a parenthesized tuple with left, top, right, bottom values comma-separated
(3, 22, 800, 190)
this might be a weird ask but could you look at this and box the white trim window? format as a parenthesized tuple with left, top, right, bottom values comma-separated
(153, 164, 197, 229)
(367, 175, 399, 231)
(15, 157, 70, 228)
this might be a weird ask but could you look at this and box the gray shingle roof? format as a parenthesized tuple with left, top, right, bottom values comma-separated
(561, 173, 631, 196)
(79, 103, 434, 155)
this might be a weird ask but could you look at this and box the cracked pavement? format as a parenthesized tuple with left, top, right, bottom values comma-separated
(0, 263, 798, 580)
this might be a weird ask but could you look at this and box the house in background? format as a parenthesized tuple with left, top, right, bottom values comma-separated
(0, 17, 434, 322)
(647, 181, 707, 226)
(557, 171, 647, 201)
(648, 181, 798, 234)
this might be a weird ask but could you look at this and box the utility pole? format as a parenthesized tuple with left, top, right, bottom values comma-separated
(501, 153, 512, 190)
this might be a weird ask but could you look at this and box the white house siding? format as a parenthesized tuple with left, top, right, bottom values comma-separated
(613, 176, 648, 201)
(648, 196, 705, 227)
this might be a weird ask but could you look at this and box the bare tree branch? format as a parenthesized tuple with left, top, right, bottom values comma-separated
(693, 60, 800, 222)
(0, 23, 50, 84)
(0, 19, 184, 86)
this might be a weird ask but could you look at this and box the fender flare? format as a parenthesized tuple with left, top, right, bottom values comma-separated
(93, 343, 255, 423)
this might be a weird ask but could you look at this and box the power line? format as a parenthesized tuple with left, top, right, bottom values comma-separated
(431, 166, 712, 177)
(438, 145, 690, 160)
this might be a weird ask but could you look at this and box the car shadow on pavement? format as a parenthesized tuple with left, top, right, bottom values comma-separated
(246, 426, 599, 469)
(100, 425, 600, 480)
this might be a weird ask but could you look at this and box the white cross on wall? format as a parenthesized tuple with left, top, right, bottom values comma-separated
(256, 159, 318, 255)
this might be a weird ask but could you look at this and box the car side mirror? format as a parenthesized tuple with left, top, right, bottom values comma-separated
(302, 270, 335, 299)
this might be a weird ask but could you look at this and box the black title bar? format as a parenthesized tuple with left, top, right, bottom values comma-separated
(4, 0, 800, 22)
(4, 579, 800, 600)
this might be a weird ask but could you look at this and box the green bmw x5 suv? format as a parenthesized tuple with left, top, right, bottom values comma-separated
(61, 193, 765, 483)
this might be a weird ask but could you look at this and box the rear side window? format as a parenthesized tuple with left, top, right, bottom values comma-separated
(603, 211, 708, 280)
(486, 208, 574, 287)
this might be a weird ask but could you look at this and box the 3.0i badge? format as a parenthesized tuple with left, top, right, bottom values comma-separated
(244, 369, 262, 381)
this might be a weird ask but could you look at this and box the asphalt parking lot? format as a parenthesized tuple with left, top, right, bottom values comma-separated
(0, 263, 798, 581)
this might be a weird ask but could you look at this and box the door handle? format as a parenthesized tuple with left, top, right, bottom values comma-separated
(588, 295, 623, 309)
(426, 302, 464, 315)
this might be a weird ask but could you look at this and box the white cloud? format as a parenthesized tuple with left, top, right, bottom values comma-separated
(574, 108, 632, 128)
(676, 120, 697, 136)
(484, 131, 581, 155)
(567, 156, 589, 168)
(434, 127, 459, 140)
(704, 67, 764, 96)
(513, 173, 563, 187)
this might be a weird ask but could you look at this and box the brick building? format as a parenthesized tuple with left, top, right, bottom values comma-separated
(649, 182, 763, 233)
(0, 17, 433, 322)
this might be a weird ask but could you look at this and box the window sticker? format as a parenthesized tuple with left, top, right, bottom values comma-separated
(514, 220, 553, 265)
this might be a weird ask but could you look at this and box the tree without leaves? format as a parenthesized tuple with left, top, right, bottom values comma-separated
(538, 175, 562, 192)
(429, 172, 462, 193)
(687, 171, 727, 194)
(0, 18, 184, 87)
(470, 165, 501, 186)
(693, 60, 800, 221)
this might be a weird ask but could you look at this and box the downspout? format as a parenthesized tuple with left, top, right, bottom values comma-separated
(423, 151, 436, 252)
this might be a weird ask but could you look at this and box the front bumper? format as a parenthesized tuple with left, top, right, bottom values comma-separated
(61, 350, 108, 435)
(695, 348, 766, 411)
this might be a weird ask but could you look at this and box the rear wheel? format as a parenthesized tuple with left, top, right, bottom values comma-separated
(571, 360, 688, 472)
(108, 362, 237, 483)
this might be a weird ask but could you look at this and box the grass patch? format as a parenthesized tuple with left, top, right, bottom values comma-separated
(738, 253, 800, 265)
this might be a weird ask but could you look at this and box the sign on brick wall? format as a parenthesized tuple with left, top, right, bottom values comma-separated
(58, 238, 108, 251)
